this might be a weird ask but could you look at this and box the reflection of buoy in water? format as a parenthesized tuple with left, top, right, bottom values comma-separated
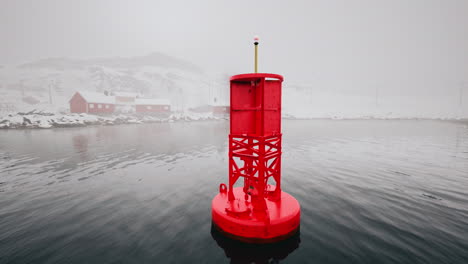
(211, 223, 300, 262)
(211, 37, 300, 243)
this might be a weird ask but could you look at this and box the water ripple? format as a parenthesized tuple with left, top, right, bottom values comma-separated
(0, 120, 467, 263)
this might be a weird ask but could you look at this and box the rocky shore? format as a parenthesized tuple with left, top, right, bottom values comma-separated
(0, 110, 226, 129)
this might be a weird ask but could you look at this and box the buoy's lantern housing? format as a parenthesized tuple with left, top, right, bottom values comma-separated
(211, 73, 301, 243)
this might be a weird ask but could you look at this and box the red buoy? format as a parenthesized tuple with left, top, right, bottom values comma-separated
(211, 73, 301, 243)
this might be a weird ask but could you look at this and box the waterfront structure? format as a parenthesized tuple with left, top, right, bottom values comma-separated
(69, 91, 115, 114)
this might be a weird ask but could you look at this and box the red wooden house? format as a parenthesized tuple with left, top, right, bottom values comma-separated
(212, 101, 229, 116)
(113, 91, 140, 104)
(212, 105, 230, 114)
(69, 91, 115, 114)
(187, 104, 229, 115)
(135, 98, 171, 113)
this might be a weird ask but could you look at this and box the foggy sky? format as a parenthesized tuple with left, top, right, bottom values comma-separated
(1, 0, 468, 96)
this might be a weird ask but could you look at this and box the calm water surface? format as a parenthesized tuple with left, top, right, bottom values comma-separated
(0, 120, 467, 263)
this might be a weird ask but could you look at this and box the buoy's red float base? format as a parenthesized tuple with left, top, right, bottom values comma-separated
(212, 186, 300, 243)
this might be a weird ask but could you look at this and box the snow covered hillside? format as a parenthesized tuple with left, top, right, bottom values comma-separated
(0, 53, 225, 114)
(0, 52, 466, 120)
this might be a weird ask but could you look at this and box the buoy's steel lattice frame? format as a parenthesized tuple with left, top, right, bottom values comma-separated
(228, 73, 283, 204)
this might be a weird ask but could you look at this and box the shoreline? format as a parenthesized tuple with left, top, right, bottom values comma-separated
(0, 111, 227, 129)
(1, 111, 466, 130)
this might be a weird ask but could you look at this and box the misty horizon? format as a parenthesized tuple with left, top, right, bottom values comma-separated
(1, 0, 468, 118)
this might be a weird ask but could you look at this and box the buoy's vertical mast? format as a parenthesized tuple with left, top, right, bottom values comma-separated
(254, 36, 259, 73)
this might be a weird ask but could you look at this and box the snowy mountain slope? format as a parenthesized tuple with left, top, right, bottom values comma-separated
(0, 53, 466, 119)
(0, 53, 219, 113)
(18, 52, 203, 73)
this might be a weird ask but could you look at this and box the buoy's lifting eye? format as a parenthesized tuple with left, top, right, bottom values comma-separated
(219, 183, 227, 193)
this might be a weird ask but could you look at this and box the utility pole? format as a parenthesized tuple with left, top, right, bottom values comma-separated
(20, 80, 25, 98)
(459, 81, 465, 118)
(375, 85, 379, 107)
(459, 82, 464, 107)
(48, 80, 53, 105)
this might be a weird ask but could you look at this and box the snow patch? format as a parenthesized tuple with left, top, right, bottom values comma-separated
(0, 110, 226, 129)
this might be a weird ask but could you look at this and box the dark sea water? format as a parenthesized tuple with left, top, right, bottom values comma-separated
(0, 120, 467, 264)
